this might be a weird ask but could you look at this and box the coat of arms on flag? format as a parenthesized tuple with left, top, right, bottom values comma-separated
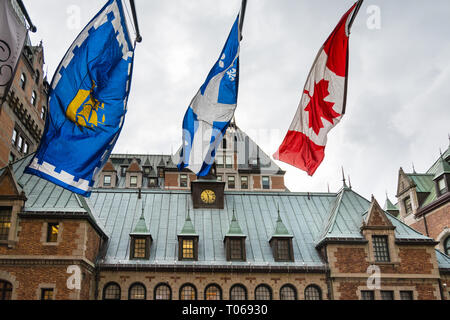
(273, 1, 363, 176)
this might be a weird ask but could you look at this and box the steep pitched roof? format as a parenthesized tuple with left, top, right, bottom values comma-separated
(383, 196, 398, 212)
(126, 158, 142, 173)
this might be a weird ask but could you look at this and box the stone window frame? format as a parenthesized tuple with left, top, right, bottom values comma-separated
(240, 176, 249, 189)
(229, 283, 248, 300)
(154, 283, 172, 300)
(227, 175, 236, 189)
(304, 284, 322, 300)
(0, 201, 23, 247)
(204, 283, 222, 300)
(128, 282, 147, 300)
(103, 175, 111, 187)
(129, 235, 151, 260)
(279, 284, 297, 300)
(372, 235, 390, 262)
(130, 175, 138, 188)
(0, 207, 12, 242)
(357, 285, 417, 300)
(179, 283, 197, 300)
(179, 174, 188, 188)
(102, 281, 121, 300)
(436, 228, 450, 255)
(41, 221, 63, 246)
(254, 284, 272, 300)
(365, 230, 399, 265)
(36, 283, 57, 300)
(262, 176, 270, 190)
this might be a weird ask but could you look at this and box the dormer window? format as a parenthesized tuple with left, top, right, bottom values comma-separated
(224, 212, 246, 261)
(437, 177, 446, 195)
(103, 175, 111, 187)
(143, 166, 151, 175)
(403, 196, 412, 215)
(0, 207, 12, 241)
(148, 178, 157, 188)
(269, 210, 294, 262)
(178, 211, 198, 261)
(130, 176, 138, 187)
(180, 174, 188, 188)
(129, 212, 152, 260)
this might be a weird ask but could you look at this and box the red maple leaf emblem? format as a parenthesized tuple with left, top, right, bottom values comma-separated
(303, 79, 340, 135)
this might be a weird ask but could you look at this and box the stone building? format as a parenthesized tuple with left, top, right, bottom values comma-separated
(0, 154, 449, 300)
(0, 2, 49, 167)
(392, 145, 450, 256)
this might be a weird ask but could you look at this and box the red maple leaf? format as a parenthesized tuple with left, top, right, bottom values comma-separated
(303, 79, 340, 135)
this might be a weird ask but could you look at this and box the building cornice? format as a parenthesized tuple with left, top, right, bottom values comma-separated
(415, 192, 450, 218)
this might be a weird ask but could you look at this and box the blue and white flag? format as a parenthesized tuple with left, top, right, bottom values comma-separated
(178, 13, 241, 176)
(25, 0, 134, 197)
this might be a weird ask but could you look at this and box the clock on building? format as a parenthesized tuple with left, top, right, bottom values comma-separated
(191, 180, 225, 209)
(201, 189, 216, 204)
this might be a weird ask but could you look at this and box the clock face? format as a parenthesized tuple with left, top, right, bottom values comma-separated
(201, 189, 216, 204)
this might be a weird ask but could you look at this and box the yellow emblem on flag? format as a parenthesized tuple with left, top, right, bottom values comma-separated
(66, 81, 105, 128)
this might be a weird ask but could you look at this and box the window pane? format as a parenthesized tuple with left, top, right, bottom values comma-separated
(0, 281, 13, 300)
(130, 176, 137, 187)
(277, 239, 290, 260)
(0, 208, 12, 241)
(41, 106, 46, 120)
(103, 175, 111, 186)
(17, 136, 23, 151)
(373, 236, 390, 262)
(216, 156, 224, 168)
(129, 283, 146, 300)
(47, 223, 59, 242)
(445, 237, 450, 256)
(133, 238, 147, 258)
(180, 174, 188, 187)
(438, 178, 446, 193)
(381, 290, 394, 300)
(230, 239, 242, 260)
(304, 285, 321, 300)
(241, 176, 248, 189)
(230, 285, 246, 300)
(280, 285, 296, 300)
(361, 290, 374, 300)
(155, 284, 171, 300)
(180, 285, 196, 300)
(205, 285, 221, 300)
(262, 176, 270, 189)
(225, 156, 232, 168)
(255, 285, 271, 300)
(41, 288, 54, 300)
(404, 197, 412, 214)
(400, 291, 413, 300)
(104, 283, 121, 300)
(23, 142, 29, 154)
(228, 176, 235, 189)
(20, 73, 26, 89)
(182, 239, 194, 259)
(12, 129, 17, 144)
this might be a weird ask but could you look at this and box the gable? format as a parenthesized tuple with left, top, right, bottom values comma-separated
(365, 197, 393, 228)
(396, 168, 415, 196)
(0, 166, 25, 199)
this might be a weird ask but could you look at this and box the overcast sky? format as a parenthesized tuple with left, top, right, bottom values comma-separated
(24, 0, 450, 204)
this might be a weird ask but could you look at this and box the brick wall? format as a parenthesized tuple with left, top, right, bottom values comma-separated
(410, 203, 449, 240)
(271, 176, 285, 190)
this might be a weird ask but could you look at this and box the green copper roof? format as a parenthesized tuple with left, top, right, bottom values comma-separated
(433, 154, 450, 180)
(178, 211, 198, 236)
(427, 146, 450, 175)
(383, 197, 398, 212)
(226, 210, 245, 237)
(406, 174, 434, 193)
(272, 210, 293, 237)
(131, 209, 150, 235)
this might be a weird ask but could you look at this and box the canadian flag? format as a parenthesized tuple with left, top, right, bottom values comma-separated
(273, 1, 363, 176)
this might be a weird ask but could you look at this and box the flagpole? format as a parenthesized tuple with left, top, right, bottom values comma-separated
(239, 0, 248, 40)
(16, 0, 37, 32)
(129, 0, 142, 43)
(348, 0, 364, 31)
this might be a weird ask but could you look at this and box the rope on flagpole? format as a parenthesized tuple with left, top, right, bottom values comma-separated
(129, 0, 142, 43)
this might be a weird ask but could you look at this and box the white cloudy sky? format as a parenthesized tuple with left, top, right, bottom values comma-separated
(24, 0, 450, 203)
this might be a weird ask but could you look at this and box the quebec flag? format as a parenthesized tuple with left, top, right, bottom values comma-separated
(178, 13, 241, 176)
(25, 0, 135, 197)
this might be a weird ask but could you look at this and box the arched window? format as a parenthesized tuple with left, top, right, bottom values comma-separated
(35, 70, 40, 84)
(304, 285, 322, 300)
(0, 280, 12, 300)
(154, 283, 171, 300)
(128, 282, 146, 300)
(230, 284, 247, 300)
(204, 284, 222, 300)
(445, 237, 450, 256)
(255, 284, 272, 300)
(280, 284, 297, 300)
(31, 90, 37, 106)
(40, 106, 46, 120)
(20, 73, 26, 90)
(103, 282, 121, 300)
(179, 283, 197, 300)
